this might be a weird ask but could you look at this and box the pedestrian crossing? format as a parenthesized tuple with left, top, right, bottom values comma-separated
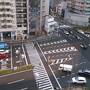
(43, 46, 77, 54)
(34, 65, 54, 90)
(25, 43, 54, 90)
(40, 39, 67, 46)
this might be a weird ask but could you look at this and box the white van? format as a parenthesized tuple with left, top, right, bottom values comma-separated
(58, 64, 73, 72)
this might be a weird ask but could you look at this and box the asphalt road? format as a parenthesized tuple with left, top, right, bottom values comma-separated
(0, 70, 37, 90)
(57, 27, 90, 89)
(36, 27, 90, 90)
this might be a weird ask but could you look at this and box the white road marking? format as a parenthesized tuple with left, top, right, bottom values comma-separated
(8, 79, 24, 84)
(37, 43, 62, 90)
(40, 39, 67, 46)
(43, 46, 78, 55)
(79, 62, 86, 65)
(56, 59, 60, 64)
(36, 43, 54, 89)
(61, 76, 65, 78)
(22, 44, 28, 65)
(20, 87, 28, 90)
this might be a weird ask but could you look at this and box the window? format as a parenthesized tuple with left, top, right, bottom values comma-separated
(88, 18, 90, 23)
(17, 25, 22, 27)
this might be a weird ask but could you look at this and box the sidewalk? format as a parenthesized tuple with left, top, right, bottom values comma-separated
(25, 42, 54, 90)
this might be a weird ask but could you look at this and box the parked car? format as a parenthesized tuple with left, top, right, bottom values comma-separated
(0, 53, 10, 60)
(78, 69, 90, 77)
(72, 76, 86, 84)
(80, 43, 87, 49)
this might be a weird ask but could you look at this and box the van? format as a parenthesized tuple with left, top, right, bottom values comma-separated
(58, 64, 73, 72)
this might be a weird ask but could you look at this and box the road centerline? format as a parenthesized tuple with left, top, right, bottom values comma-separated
(8, 79, 24, 84)
(20, 87, 28, 90)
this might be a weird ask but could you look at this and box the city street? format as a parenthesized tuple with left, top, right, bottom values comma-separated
(0, 70, 37, 90)
(0, 42, 38, 90)
(36, 26, 90, 90)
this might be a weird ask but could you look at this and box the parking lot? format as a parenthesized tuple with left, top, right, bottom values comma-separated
(0, 43, 28, 72)
(37, 36, 90, 89)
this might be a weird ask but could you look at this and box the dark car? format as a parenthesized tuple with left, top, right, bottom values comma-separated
(78, 69, 90, 77)
(80, 43, 87, 49)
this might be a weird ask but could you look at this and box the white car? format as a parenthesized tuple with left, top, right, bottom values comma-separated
(72, 76, 86, 84)
(64, 31, 69, 35)
(59, 25, 71, 28)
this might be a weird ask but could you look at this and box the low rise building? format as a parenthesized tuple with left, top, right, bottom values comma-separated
(65, 0, 90, 26)
(45, 15, 58, 33)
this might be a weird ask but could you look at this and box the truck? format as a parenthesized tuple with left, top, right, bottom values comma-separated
(58, 64, 73, 72)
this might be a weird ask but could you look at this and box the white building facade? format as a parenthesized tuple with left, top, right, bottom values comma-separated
(40, 0, 49, 31)
(45, 15, 58, 33)
(65, 0, 90, 26)
(0, 0, 17, 40)
(0, 0, 29, 41)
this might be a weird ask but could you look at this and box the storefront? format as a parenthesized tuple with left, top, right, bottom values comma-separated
(0, 31, 16, 41)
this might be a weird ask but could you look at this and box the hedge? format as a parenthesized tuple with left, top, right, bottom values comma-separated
(0, 64, 33, 75)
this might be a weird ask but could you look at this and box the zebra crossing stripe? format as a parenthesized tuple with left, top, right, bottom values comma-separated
(39, 39, 68, 46)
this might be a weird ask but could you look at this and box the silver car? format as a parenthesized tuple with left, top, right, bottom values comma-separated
(72, 76, 86, 84)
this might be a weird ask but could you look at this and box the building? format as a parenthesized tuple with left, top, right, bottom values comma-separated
(14, 0, 29, 40)
(0, 0, 17, 41)
(56, 0, 67, 16)
(29, 0, 49, 35)
(40, 0, 49, 32)
(0, 0, 29, 41)
(65, 0, 90, 26)
(45, 15, 58, 33)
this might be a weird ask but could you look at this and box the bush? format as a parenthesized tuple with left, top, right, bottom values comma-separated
(0, 64, 33, 75)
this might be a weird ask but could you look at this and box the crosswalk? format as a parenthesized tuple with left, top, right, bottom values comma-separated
(43, 46, 77, 54)
(34, 65, 54, 90)
(25, 43, 54, 90)
(40, 39, 67, 46)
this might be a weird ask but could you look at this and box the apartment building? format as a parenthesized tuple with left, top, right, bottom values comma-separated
(40, 0, 49, 31)
(68, 0, 90, 15)
(29, 0, 49, 35)
(65, 0, 90, 26)
(16, 0, 29, 40)
(0, 0, 29, 41)
(0, 0, 16, 41)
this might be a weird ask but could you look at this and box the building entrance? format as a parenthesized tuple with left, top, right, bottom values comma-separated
(3, 32, 11, 40)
